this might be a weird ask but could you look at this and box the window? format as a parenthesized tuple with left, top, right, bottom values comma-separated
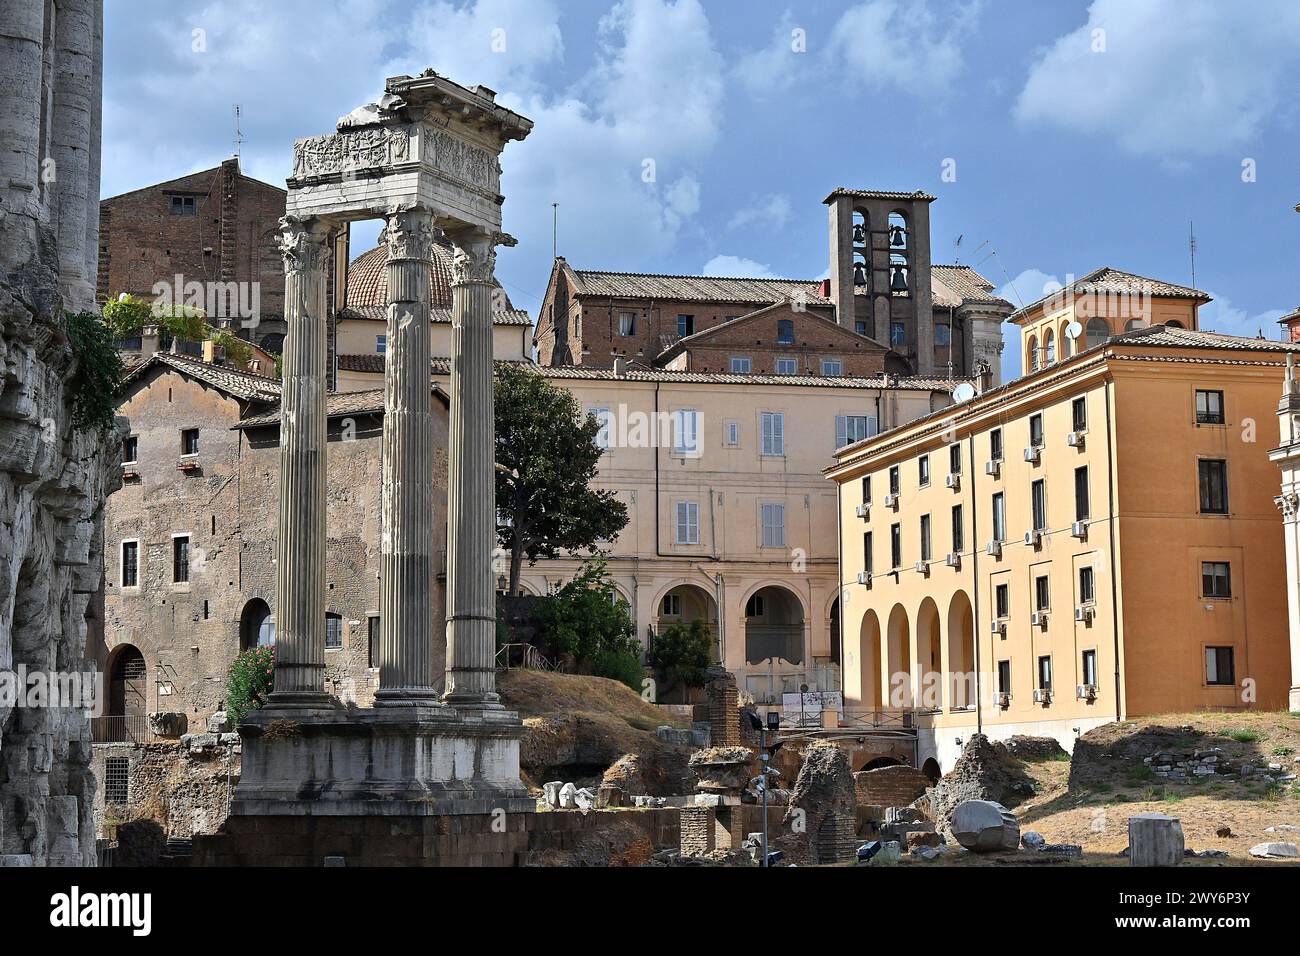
(677, 314, 694, 337)
(997, 660, 1012, 695)
(1198, 459, 1228, 514)
(618, 312, 636, 336)
(1072, 396, 1087, 432)
(863, 532, 873, 573)
(1035, 574, 1050, 611)
(1031, 479, 1046, 531)
(888, 465, 900, 496)
(890, 523, 902, 568)
(662, 594, 682, 616)
(919, 514, 931, 562)
(590, 407, 613, 449)
(121, 541, 139, 588)
(1044, 330, 1055, 364)
(776, 319, 794, 344)
(1205, 646, 1235, 686)
(836, 415, 875, 448)
(761, 412, 785, 456)
(935, 323, 951, 348)
(123, 436, 138, 464)
(675, 501, 700, 545)
(325, 613, 343, 650)
(995, 582, 1010, 619)
(1202, 561, 1231, 599)
(1074, 466, 1090, 521)
(746, 594, 764, 617)
(1082, 649, 1098, 687)
(172, 536, 190, 583)
(761, 503, 786, 548)
(368, 616, 380, 668)
(1037, 655, 1052, 692)
(949, 444, 962, 475)
(181, 428, 199, 456)
(730, 357, 752, 374)
(1028, 335, 1039, 372)
(376, 334, 387, 354)
(673, 409, 700, 455)
(1079, 565, 1095, 605)
(821, 359, 843, 376)
(1029, 413, 1044, 449)
(951, 504, 964, 553)
(169, 195, 196, 216)
(854, 320, 868, 336)
(992, 492, 1006, 542)
(775, 357, 797, 375)
(724, 421, 740, 446)
(1085, 317, 1111, 350)
(918, 455, 931, 487)
(990, 428, 1003, 461)
(1196, 389, 1225, 425)
(890, 321, 906, 347)
(862, 476, 873, 506)
(104, 756, 129, 804)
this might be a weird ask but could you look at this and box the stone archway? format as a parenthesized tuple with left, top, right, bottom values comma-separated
(886, 603, 911, 708)
(240, 598, 276, 651)
(917, 597, 942, 711)
(946, 590, 976, 709)
(859, 609, 883, 710)
(744, 584, 805, 665)
(108, 644, 147, 718)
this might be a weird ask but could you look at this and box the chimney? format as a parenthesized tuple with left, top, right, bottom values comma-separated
(141, 324, 161, 355)
(202, 339, 226, 365)
(975, 361, 994, 393)
(818, 278, 831, 299)
(613, 357, 628, 378)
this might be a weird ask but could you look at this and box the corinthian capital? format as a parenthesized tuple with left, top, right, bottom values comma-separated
(448, 229, 514, 285)
(277, 215, 331, 274)
(383, 208, 435, 261)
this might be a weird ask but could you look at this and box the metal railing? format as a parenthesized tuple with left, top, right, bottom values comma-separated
(838, 708, 919, 733)
(495, 643, 560, 672)
(91, 714, 150, 744)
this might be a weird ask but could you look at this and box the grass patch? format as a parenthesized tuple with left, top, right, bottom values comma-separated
(1271, 745, 1294, 757)
(1225, 729, 1261, 744)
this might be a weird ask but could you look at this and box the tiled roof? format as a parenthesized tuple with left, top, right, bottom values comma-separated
(337, 354, 958, 391)
(931, 264, 1011, 309)
(121, 352, 281, 403)
(1118, 324, 1299, 351)
(823, 187, 937, 203)
(347, 241, 456, 310)
(1008, 267, 1211, 322)
(236, 385, 449, 428)
(654, 300, 888, 362)
(1277, 306, 1300, 324)
(338, 305, 532, 326)
(567, 269, 831, 306)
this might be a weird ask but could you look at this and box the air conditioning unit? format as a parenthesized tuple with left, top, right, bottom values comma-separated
(945, 473, 960, 490)
(1071, 520, 1089, 540)
(914, 560, 930, 577)
(996, 692, 1011, 709)
(1031, 610, 1047, 627)
(989, 619, 1004, 636)
(856, 571, 872, 587)
(1076, 683, 1098, 700)
(945, 552, 961, 569)
(1033, 688, 1052, 704)
(1075, 605, 1094, 623)
(986, 540, 1002, 558)
(855, 503, 870, 519)
(1024, 529, 1043, 548)
(1067, 431, 1085, 448)
(985, 459, 1000, 478)
(884, 493, 899, 509)
(1024, 446, 1041, 463)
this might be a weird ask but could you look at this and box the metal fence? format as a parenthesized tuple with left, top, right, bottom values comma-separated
(740, 660, 840, 706)
(91, 714, 149, 744)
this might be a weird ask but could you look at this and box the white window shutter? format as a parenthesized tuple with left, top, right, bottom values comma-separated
(835, 415, 847, 448)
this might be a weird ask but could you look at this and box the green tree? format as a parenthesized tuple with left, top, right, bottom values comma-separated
(226, 645, 275, 724)
(65, 311, 124, 430)
(495, 364, 628, 594)
(534, 562, 645, 689)
(648, 619, 714, 694)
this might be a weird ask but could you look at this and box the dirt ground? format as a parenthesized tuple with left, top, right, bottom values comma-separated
(912, 711, 1300, 867)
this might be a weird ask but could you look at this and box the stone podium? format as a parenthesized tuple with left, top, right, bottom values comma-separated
(230, 71, 535, 822)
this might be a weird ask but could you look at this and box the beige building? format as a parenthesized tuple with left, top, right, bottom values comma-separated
(829, 278, 1297, 773)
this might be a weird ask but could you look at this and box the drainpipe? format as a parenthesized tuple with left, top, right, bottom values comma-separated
(1104, 376, 1123, 722)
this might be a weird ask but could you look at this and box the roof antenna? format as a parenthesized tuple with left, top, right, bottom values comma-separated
(552, 202, 559, 259)
(1188, 220, 1197, 290)
(953, 234, 963, 265)
(233, 104, 244, 163)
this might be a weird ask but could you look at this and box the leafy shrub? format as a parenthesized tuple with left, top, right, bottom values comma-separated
(648, 619, 713, 691)
(1226, 729, 1260, 744)
(102, 292, 210, 345)
(211, 327, 253, 367)
(66, 311, 124, 430)
(591, 647, 646, 691)
(227, 645, 275, 724)
(534, 561, 642, 676)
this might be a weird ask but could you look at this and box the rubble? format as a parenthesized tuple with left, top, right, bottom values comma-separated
(1249, 842, 1300, 859)
(779, 741, 857, 865)
(950, 800, 1020, 852)
(929, 735, 1035, 838)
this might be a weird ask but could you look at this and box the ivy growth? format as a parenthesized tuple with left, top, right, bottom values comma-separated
(65, 311, 124, 430)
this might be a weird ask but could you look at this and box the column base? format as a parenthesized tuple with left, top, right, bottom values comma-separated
(372, 688, 444, 708)
(441, 691, 504, 712)
(262, 690, 338, 713)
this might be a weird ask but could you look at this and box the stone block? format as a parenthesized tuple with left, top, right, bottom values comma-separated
(1249, 842, 1300, 859)
(1022, 830, 1045, 850)
(542, 781, 563, 808)
(1128, 813, 1184, 867)
(950, 800, 1020, 852)
(558, 783, 578, 809)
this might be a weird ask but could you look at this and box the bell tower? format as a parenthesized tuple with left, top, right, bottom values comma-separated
(826, 188, 936, 375)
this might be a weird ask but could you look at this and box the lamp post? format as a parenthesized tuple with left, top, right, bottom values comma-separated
(749, 710, 783, 867)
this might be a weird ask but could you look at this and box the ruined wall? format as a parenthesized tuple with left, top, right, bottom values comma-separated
(91, 740, 238, 841)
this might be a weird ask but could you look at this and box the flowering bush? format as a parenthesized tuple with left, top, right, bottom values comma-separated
(227, 645, 275, 723)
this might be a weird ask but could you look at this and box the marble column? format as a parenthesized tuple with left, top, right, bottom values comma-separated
(375, 208, 439, 706)
(50, 0, 95, 312)
(443, 229, 502, 710)
(267, 215, 333, 709)
(0, 0, 47, 273)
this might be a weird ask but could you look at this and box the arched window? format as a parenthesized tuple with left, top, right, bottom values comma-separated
(1044, 329, 1056, 364)
(1060, 321, 1073, 359)
(887, 211, 909, 251)
(1166, 319, 1184, 329)
(1027, 335, 1039, 372)
(1124, 318, 1145, 332)
(1085, 317, 1111, 350)
(240, 599, 275, 651)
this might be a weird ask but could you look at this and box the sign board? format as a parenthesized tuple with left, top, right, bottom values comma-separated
(781, 691, 843, 726)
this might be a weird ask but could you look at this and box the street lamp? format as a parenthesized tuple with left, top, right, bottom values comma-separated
(747, 710, 783, 867)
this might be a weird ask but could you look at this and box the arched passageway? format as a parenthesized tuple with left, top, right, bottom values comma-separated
(917, 598, 942, 710)
(744, 585, 805, 665)
(886, 603, 912, 707)
(946, 591, 976, 709)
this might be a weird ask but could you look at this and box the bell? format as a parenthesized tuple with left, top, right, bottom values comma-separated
(890, 225, 906, 248)
(890, 266, 908, 293)
(853, 263, 867, 286)
(852, 223, 867, 245)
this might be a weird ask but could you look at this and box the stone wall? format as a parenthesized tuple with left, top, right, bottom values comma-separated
(92, 740, 238, 840)
(853, 764, 932, 809)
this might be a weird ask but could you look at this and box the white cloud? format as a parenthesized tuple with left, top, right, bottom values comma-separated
(726, 193, 793, 232)
(701, 255, 778, 278)
(733, 12, 807, 96)
(1197, 292, 1288, 339)
(826, 0, 978, 97)
(1015, 0, 1300, 157)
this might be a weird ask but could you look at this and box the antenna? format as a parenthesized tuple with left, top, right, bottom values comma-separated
(552, 202, 559, 260)
(1188, 221, 1197, 290)
(953, 234, 963, 265)
(233, 104, 244, 162)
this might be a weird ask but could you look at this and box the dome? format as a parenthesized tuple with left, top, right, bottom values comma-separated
(346, 239, 456, 311)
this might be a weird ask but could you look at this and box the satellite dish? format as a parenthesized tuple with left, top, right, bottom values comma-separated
(952, 382, 977, 403)
(1065, 321, 1083, 341)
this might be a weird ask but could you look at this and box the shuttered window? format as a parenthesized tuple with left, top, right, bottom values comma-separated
(761, 503, 785, 548)
(675, 501, 699, 545)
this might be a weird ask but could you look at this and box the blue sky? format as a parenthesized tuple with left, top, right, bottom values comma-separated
(102, 0, 1300, 380)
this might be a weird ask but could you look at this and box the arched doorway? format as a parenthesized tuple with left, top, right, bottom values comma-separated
(240, 598, 275, 651)
(886, 603, 911, 708)
(1084, 317, 1111, 350)
(828, 597, 841, 666)
(744, 585, 804, 665)
(655, 583, 719, 662)
(946, 591, 976, 709)
(858, 609, 883, 710)
(921, 757, 942, 782)
(108, 644, 147, 718)
(917, 598, 942, 711)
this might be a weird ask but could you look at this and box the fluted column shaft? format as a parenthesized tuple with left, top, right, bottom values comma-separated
(268, 216, 333, 708)
(51, 0, 95, 311)
(376, 209, 438, 705)
(443, 230, 501, 709)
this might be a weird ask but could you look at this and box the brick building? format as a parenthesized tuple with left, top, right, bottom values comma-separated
(97, 158, 289, 351)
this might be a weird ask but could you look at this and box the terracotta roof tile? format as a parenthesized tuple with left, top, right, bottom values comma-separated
(121, 352, 281, 403)
(1008, 266, 1211, 322)
(822, 188, 937, 203)
(568, 269, 830, 306)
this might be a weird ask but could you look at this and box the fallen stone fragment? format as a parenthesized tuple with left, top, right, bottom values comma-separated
(1249, 842, 1300, 859)
(950, 800, 1020, 852)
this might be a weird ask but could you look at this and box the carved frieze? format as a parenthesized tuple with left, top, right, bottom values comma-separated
(292, 126, 412, 179)
(423, 129, 502, 200)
